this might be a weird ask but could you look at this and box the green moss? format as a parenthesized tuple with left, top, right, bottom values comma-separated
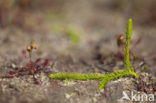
(49, 19, 138, 90)
(66, 28, 80, 45)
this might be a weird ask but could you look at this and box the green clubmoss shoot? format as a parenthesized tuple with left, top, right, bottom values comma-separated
(49, 19, 138, 90)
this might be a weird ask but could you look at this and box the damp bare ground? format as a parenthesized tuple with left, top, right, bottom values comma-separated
(0, 1, 156, 103)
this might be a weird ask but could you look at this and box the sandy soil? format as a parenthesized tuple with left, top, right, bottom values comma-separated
(0, 0, 156, 103)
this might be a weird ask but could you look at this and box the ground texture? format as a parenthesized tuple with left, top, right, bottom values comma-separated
(0, 0, 156, 103)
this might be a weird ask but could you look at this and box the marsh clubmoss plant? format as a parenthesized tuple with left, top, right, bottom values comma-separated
(124, 19, 132, 72)
(49, 19, 138, 90)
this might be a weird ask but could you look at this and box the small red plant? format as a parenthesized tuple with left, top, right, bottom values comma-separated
(42, 59, 49, 68)
(95, 34, 143, 65)
(6, 42, 52, 84)
(115, 34, 143, 61)
(23, 42, 37, 76)
(22, 50, 27, 58)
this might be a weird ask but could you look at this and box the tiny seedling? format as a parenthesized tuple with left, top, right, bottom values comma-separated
(22, 43, 51, 76)
(7, 42, 51, 84)
(24, 42, 37, 76)
(49, 19, 138, 90)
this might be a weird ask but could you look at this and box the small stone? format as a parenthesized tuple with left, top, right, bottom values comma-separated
(11, 64, 16, 68)
(61, 80, 76, 86)
(92, 97, 97, 103)
(65, 93, 71, 99)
